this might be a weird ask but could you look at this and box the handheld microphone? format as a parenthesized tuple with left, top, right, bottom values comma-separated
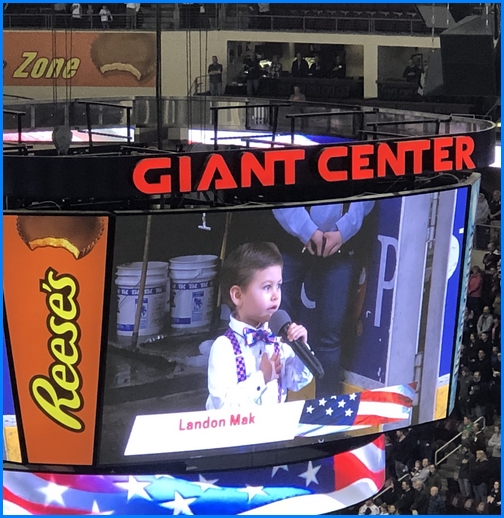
(269, 309, 325, 379)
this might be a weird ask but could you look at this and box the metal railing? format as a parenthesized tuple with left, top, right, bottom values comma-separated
(3, 11, 437, 36)
(434, 415, 486, 466)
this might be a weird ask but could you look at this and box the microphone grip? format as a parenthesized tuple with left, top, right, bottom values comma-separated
(282, 329, 325, 379)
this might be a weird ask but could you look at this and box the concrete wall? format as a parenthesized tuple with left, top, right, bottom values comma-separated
(4, 29, 440, 101)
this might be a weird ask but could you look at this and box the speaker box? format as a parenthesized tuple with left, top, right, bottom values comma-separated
(440, 16, 497, 96)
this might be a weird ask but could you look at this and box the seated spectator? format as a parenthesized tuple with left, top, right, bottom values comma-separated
(387, 504, 398, 515)
(309, 54, 326, 78)
(291, 52, 308, 78)
(427, 486, 445, 514)
(358, 498, 380, 515)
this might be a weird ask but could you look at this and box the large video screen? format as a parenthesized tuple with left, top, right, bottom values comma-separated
(96, 183, 472, 466)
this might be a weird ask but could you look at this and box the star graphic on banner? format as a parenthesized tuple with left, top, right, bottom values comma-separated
(160, 491, 197, 515)
(115, 476, 152, 501)
(338, 399, 346, 408)
(349, 393, 357, 400)
(345, 408, 354, 417)
(192, 475, 220, 492)
(330, 395, 337, 399)
(238, 485, 267, 502)
(299, 461, 321, 487)
(318, 398, 327, 406)
(38, 481, 68, 506)
(155, 474, 174, 479)
(91, 500, 114, 515)
(306, 405, 314, 414)
(271, 465, 289, 478)
(325, 407, 334, 416)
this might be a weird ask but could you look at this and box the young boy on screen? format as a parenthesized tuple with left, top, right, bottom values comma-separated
(206, 242, 313, 410)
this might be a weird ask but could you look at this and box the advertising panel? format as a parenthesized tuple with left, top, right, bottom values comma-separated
(3, 214, 110, 465)
(4, 31, 156, 87)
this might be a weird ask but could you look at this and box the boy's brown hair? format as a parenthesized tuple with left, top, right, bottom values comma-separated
(220, 242, 283, 310)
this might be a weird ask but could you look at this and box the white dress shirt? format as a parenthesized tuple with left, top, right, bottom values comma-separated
(206, 315, 313, 410)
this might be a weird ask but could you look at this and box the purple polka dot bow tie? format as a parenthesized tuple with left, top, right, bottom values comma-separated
(243, 327, 276, 346)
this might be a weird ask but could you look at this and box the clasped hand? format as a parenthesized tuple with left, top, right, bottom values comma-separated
(305, 229, 343, 257)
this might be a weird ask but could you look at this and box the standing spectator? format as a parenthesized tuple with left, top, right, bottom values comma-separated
(411, 458, 430, 483)
(207, 55, 223, 96)
(267, 54, 282, 78)
(125, 3, 140, 28)
(487, 425, 501, 476)
(289, 84, 306, 101)
(487, 480, 501, 515)
(243, 52, 262, 97)
(427, 486, 445, 514)
(471, 349, 493, 383)
(396, 479, 415, 515)
(291, 52, 309, 78)
(483, 241, 501, 272)
(71, 3, 82, 27)
(309, 54, 326, 78)
(329, 55, 346, 79)
(477, 306, 494, 337)
(458, 368, 472, 418)
(478, 331, 492, 355)
(475, 192, 490, 249)
(402, 58, 421, 85)
(458, 447, 473, 497)
(467, 266, 484, 317)
(490, 317, 501, 346)
(468, 422, 487, 454)
(425, 464, 443, 493)
(99, 5, 112, 29)
(86, 4, 94, 28)
(358, 498, 380, 515)
(488, 190, 501, 242)
(468, 371, 488, 419)
(469, 450, 492, 504)
(463, 308, 477, 343)
(411, 480, 429, 515)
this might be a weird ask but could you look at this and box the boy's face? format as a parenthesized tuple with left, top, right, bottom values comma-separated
(231, 265, 282, 327)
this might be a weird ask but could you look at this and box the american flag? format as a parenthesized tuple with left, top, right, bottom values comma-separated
(297, 384, 416, 438)
(3, 436, 385, 515)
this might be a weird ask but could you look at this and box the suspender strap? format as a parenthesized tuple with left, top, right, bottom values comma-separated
(225, 328, 283, 403)
(225, 328, 247, 383)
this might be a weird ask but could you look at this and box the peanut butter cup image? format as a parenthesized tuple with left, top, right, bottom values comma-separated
(90, 33, 156, 82)
(16, 215, 105, 260)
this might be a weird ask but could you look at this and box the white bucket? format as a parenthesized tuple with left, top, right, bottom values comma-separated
(169, 255, 219, 331)
(115, 261, 168, 337)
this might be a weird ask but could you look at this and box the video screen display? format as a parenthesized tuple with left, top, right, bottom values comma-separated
(97, 184, 472, 466)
